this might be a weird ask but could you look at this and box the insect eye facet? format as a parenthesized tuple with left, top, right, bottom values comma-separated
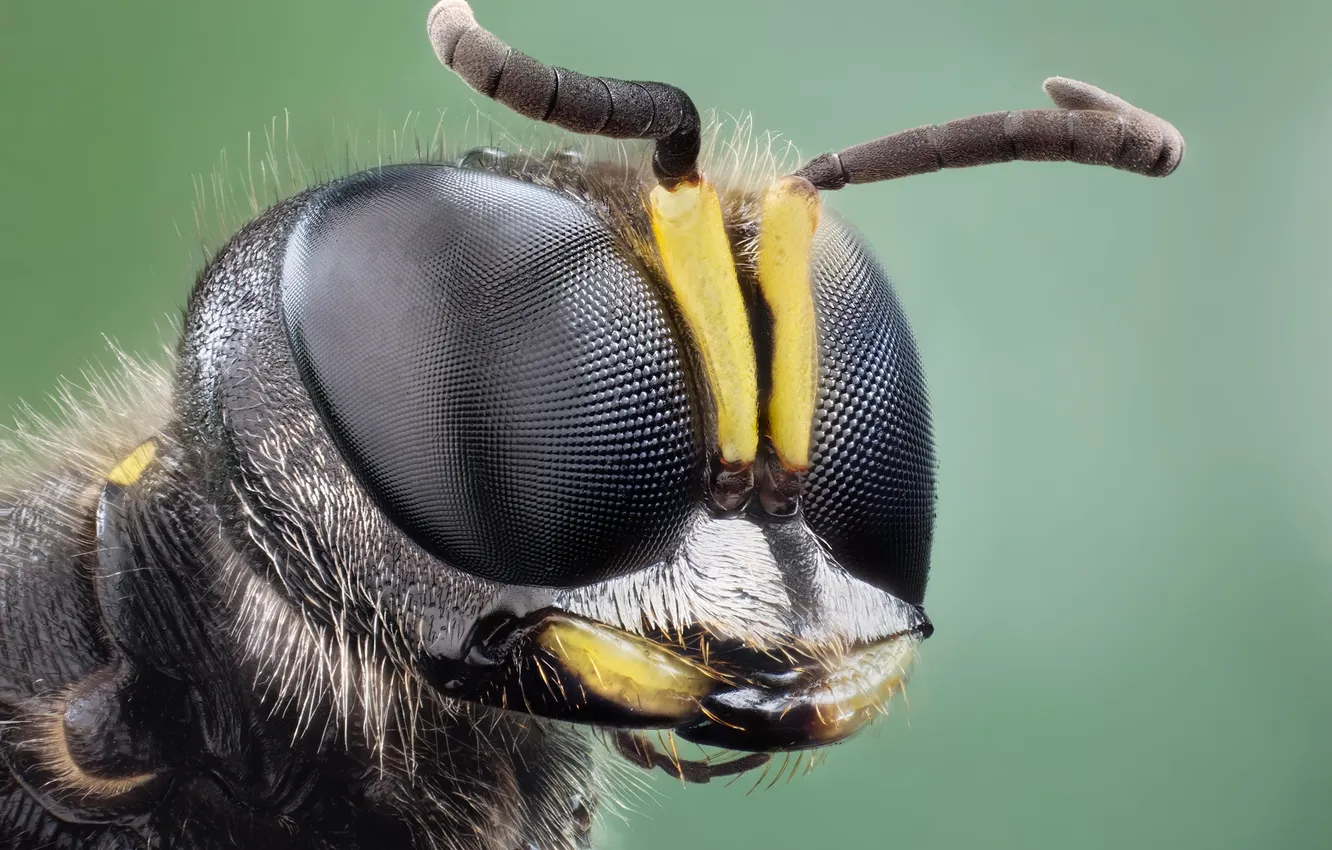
(280, 164, 699, 587)
(804, 216, 936, 605)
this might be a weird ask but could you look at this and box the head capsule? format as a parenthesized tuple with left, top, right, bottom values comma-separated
(181, 0, 1182, 762)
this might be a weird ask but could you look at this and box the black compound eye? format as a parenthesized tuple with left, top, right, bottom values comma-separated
(280, 165, 700, 587)
(804, 216, 936, 605)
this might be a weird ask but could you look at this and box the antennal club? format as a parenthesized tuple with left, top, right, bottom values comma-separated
(795, 77, 1184, 190)
(427, 0, 701, 185)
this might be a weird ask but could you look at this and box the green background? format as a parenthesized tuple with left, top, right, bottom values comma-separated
(2, 0, 1329, 847)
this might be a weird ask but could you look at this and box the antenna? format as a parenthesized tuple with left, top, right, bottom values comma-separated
(427, 0, 701, 185)
(795, 77, 1184, 189)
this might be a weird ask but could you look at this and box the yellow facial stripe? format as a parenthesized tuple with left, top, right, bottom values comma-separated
(649, 179, 759, 467)
(106, 440, 158, 487)
(757, 176, 821, 471)
(535, 614, 716, 721)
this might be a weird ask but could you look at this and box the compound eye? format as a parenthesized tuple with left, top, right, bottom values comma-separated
(804, 216, 936, 605)
(280, 165, 699, 587)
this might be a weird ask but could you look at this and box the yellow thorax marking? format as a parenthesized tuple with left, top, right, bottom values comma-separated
(106, 440, 158, 487)
(649, 179, 759, 467)
(756, 176, 821, 471)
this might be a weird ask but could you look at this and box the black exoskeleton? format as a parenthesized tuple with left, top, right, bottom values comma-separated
(1, 185, 600, 849)
(0, 2, 1183, 847)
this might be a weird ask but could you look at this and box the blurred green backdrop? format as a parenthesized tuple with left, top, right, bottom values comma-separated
(2, 0, 1330, 847)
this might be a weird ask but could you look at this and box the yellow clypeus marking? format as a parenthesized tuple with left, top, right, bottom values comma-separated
(106, 440, 158, 487)
(535, 614, 717, 721)
(757, 176, 821, 471)
(649, 179, 759, 467)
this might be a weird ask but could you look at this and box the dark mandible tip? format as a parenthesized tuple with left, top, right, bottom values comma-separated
(427, 0, 702, 184)
(794, 76, 1185, 190)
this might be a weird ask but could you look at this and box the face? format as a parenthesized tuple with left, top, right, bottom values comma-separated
(189, 0, 1180, 774)
(206, 155, 933, 764)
